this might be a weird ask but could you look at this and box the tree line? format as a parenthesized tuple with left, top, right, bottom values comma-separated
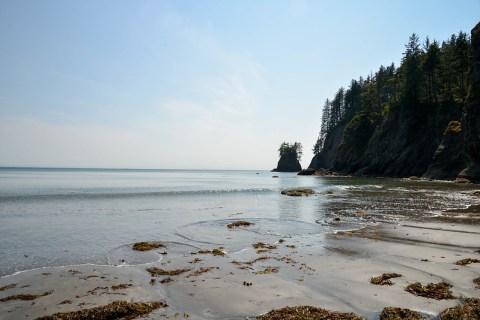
(278, 142, 303, 161)
(313, 31, 471, 154)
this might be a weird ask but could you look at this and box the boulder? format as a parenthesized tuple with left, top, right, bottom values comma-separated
(281, 188, 315, 196)
(297, 168, 316, 175)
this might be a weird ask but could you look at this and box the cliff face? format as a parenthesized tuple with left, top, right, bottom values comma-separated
(315, 102, 463, 178)
(309, 22, 480, 181)
(309, 122, 346, 169)
(459, 21, 480, 181)
(423, 121, 467, 180)
(273, 153, 302, 172)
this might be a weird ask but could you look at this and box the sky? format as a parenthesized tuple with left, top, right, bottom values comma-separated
(0, 1, 479, 170)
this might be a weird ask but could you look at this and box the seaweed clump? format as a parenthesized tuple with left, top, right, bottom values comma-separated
(255, 267, 279, 275)
(253, 242, 277, 250)
(455, 258, 480, 266)
(257, 306, 363, 320)
(111, 283, 132, 290)
(0, 290, 52, 302)
(191, 249, 225, 256)
(370, 273, 402, 286)
(146, 267, 191, 277)
(132, 241, 165, 251)
(188, 267, 215, 277)
(474, 277, 480, 289)
(405, 281, 455, 300)
(281, 188, 315, 197)
(0, 284, 16, 291)
(227, 221, 254, 229)
(439, 298, 480, 320)
(380, 307, 427, 320)
(36, 300, 167, 320)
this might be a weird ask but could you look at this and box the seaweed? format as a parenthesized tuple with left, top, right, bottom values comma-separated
(257, 306, 363, 320)
(131, 241, 165, 251)
(245, 256, 272, 265)
(281, 188, 315, 197)
(370, 273, 402, 286)
(253, 242, 277, 250)
(405, 281, 455, 300)
(211, 249, 225, 256)
(474, 277, 480, 289)
(36, 300, 167, 320)
(191, 249, 225, 256)
(146, 267, 191, 277)
(0, 290, 53, 302)
(188, 267, 215, 277)
(160, 277, 173, 284)
(455, 258, 480, 266)
(255, 267, 279, 275)
(227, 221, 254, 229)
(87, 287, 108, 295)
(439, 298, 480, 320)
(379, 307, 426, 320)
(111, 283, 132, 290)
(0, 284, 16, 291)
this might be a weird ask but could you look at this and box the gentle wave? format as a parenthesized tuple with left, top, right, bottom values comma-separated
(0, 187, 279, 202)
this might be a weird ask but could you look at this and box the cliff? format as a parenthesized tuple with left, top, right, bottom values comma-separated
(309, 22, 480, 181)
(273, 153, 302, 172)
(459, 21, 480, 182)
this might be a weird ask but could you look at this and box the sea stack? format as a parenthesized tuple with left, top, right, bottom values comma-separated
(272, 142, 302, 172)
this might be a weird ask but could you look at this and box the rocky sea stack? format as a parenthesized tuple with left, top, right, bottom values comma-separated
(272, 142, 302, 172)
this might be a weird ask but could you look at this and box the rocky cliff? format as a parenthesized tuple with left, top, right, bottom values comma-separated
(459, 21, 480, 182)
(273, 153, 302, 172)
(309, 22, 480, 182)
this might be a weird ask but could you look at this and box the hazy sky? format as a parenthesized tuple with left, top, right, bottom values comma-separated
(1, 1, 479, 169)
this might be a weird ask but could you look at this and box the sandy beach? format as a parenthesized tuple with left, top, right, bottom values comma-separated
(1, 216, 479, 319)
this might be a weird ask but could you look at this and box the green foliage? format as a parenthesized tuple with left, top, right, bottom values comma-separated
(278, 142, 303, 161)
(315, 30, 471, 155)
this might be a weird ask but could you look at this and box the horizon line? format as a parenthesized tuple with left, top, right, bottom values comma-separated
(0, 166, 274, 172)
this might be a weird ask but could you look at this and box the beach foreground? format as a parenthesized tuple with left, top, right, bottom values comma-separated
(1, 219, 479, 319)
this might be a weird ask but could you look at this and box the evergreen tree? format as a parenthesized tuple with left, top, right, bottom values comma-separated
(279, 142, 303, 161)
(402, 33, 423, 104)
(423, 39, 440, 104)
(314, 30, 471, 156)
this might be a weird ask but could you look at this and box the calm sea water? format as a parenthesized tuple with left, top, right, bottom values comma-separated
(0, 167, 479, 277)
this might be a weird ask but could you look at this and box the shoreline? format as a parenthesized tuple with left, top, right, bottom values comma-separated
(1, 218, 479, 319)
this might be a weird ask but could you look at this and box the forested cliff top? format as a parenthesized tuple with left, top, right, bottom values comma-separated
(309, 21, 480, 182)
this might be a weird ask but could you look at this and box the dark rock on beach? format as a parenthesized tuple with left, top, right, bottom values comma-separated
(281, 188, 315, 196)
(297, 168, 316, 175)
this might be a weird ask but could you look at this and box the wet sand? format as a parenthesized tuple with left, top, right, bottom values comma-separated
(1, 218, 479, 319)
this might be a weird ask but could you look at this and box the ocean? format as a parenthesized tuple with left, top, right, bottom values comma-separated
(0, 167, 479, 277)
